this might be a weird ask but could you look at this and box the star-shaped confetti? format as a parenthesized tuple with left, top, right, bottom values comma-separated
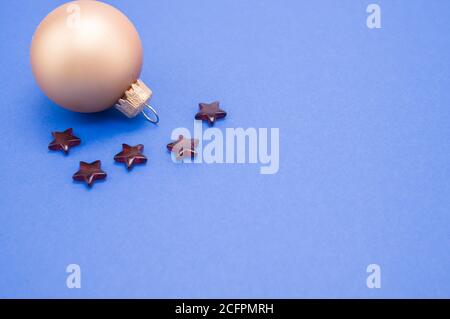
(48, 128, 81, 154)
(195, 101, 227, 125)
(167, 135, 199, 160)
(114, 144, 147, 169)
(72, 160, 107, 187)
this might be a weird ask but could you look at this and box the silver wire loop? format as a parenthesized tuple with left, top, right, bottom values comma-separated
(142, 103, 160, 124)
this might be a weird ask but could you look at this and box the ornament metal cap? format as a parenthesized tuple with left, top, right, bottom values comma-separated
(115, 79, 159, 124)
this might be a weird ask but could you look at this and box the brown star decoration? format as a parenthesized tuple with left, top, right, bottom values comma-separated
(48, 128, 81, 154)
(167, 135, 199, 160)
(72, 160, 107, 187)
(195, 101, 227, 125)
(114, 144, 147, 169)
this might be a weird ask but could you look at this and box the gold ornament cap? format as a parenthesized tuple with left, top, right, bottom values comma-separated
(115, 80, 159, 123)
(115, 79, 152, 118)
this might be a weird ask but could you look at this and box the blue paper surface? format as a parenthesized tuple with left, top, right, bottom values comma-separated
(0, 0, 449, 298)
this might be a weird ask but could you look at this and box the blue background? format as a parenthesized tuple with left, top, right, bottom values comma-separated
(0, 0, 449, 298)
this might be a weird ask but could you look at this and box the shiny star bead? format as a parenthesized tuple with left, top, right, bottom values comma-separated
(167, 135, 199, 160)
(114, 144, 147, 169)
(48, 128, 81, 154)
(195, 101, 227, 125)
(72, 160, 107, 187)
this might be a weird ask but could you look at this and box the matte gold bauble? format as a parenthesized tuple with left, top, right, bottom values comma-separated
(31, 0, 158, 123)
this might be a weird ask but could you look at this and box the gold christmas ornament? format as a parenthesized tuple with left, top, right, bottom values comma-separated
(30, 0, 159, 123)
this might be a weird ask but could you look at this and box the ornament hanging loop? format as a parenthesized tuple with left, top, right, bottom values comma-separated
(142, 104, 160, 124)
